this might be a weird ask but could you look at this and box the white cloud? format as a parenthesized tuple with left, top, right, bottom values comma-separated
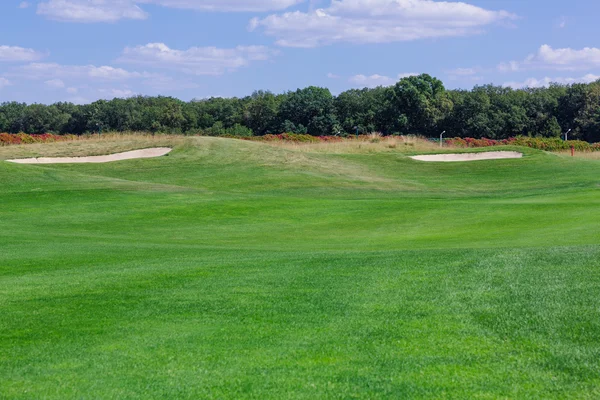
(117, 43, 275, 75)
(327, 72, 340, 79)
(349, 72, 419, 87)
(0, 45, 45, 62)
(138, 0, 304, 12)
(8, 62, 196, 101)
(19, 1, 30, 8)
(0, 78, 11, 89)
(45, 78, 65, 88)
(249, 0, 516, 47)
(504, 74, 600, 89)
(38, 0, 148, 23)
(15, 63, 155, 80)
(37, 0, 303, 22)
(499, 45, 600, 72)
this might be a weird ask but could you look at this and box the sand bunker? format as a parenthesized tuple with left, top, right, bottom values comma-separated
(411, 151, 523, 162)
(7, 148, 172, 164)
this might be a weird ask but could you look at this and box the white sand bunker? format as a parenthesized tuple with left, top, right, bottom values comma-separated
(7, 148, 172, 164)
(411, 151, 523, 162)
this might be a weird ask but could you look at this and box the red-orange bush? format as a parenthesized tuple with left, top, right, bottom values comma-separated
(0, 133, 76, 146)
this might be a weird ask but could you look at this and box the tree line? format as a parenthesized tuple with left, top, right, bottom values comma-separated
(2, 74, 600, 142)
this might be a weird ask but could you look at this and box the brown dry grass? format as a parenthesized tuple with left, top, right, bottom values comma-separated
(263, 134, 447, 154)
(0, 133, 191, 160)
(0, 132, 458, 162)
(554, 150, 600, 160)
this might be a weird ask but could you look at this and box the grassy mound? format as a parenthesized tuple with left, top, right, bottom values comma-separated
(1, 137, 600, 398)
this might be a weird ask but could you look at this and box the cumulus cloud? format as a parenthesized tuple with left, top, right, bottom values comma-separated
(37, 0, 304, 22)
(138, 0, 304, 12)
(503, 74, 600, 89)
(499, 45, 600, 72)
(0, 45, 45, 62)
(38, 0, 148, 22)
(15, 62, 155, 80)
(249, 0, 516, 47)
(117, 43, 276, 75)
(6, 61, 198, 101)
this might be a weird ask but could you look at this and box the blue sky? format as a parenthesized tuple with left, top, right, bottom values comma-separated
(1, 0, 599, 104)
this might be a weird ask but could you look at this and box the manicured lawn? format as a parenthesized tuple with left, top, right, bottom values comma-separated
(1, 137, 599, 398)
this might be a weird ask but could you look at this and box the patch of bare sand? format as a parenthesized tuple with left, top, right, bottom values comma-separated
(411, 151, 523, 162)
(7, 148, 172, 164)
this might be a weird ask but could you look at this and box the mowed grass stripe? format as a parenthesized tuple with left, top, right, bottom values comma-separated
(0, 137, 599, 398)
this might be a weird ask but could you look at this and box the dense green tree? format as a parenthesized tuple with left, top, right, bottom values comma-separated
(572, 82, 600, 142)
(3, 76, 600, 141)
(392, 74, 453, 135)
(0, 102, 27, 133)
(278, 86, 338, 136)
(243, 91, 281, 135)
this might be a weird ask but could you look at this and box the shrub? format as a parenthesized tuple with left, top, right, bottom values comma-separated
(0, 133, 76, 146)
(444, 136, 600, 152)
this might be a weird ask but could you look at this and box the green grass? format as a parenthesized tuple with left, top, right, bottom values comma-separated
(1, 137, 600, 398)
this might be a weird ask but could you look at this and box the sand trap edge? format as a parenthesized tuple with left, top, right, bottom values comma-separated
(410, 151, 523, 163)
(6, 148, 173, 164)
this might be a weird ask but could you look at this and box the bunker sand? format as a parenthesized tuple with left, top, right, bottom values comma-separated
(411, 151, 523, 162)
(6, 147, 172, 164)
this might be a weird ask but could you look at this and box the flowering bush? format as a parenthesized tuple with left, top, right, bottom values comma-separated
(0, 133, 77, 146)
(445, 136, 600, 152)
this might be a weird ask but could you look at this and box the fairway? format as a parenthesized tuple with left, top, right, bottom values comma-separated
(1, 137, 600, 398)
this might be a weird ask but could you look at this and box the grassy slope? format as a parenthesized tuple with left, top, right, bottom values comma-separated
(1, 137, 600, 399)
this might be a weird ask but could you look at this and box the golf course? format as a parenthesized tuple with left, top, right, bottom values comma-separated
(1, 136, 599, 398)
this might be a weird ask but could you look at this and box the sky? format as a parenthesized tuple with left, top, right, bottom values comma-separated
(1, 0, 600, 104)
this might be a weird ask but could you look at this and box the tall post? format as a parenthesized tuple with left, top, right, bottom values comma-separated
(440, 131, 446, 148)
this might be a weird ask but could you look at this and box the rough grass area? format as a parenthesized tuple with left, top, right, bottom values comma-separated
(0, 133, 189, 160)
(1, 137, 600, 399)
(261, 134, 445, 154)
(557, 150, 600, 160)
